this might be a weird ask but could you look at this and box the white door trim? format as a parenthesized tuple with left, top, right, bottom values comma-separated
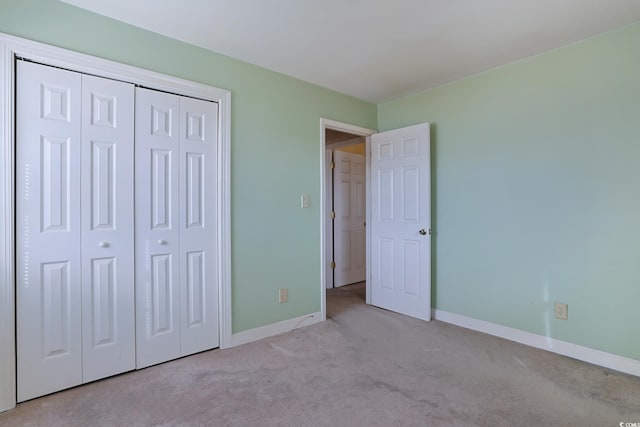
(319, 119, 375, 320)
(0, 32, 232, 412)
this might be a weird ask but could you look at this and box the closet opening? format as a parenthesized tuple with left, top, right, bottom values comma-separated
(0, 35, 231, 411)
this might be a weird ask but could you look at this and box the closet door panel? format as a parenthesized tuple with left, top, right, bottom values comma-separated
(135, 88, 181, 368)
(16, 61, 83, 401)
(179, 97, 219, 355)
(81, 74, 135, 382)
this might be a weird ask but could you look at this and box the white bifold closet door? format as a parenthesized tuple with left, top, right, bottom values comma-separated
(16, 60, 135, 401)
(135, 88, 219, 369)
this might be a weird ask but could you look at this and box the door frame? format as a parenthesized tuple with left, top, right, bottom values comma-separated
(319, 119, 375, 320)
(0, 32, 232, 412)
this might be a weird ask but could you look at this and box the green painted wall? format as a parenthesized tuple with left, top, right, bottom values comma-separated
(0, 0, 377, 333)
(378, 23, 640, 360)
(4, 0, 638, 362)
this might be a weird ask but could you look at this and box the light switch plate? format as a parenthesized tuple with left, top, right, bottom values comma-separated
(301, 194, 310, 208)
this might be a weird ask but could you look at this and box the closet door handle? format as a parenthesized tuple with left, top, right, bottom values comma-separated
(158, 240, 167, 245)
(98, 241, 109, 248)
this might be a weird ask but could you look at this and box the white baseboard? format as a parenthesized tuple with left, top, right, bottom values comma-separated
(433, 309, 640, 377)
(228, 312, 323, 348)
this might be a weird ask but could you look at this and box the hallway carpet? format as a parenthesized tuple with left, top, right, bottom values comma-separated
(1, 283, 639, 426)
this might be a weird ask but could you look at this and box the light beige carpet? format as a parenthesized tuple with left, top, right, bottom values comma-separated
(1, 282, 639, 426)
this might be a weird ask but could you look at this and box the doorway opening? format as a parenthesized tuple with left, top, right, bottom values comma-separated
(320, 119, 375, 321)
(327, 134, 366, 289)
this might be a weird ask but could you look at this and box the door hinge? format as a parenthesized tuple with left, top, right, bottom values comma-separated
(330, 161, 335, 169)
(331, 261, 336, 269)
(330, 211, 335, 219)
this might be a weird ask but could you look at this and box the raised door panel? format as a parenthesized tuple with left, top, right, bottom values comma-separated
(335, 175, 352, 277)
(179, 97, 219, 355)
(352, 158, 366, 279)
(370, 123, 431, 321)
(135, 88, 181, 368)
(16, 60, 83, 401)
(81, 74, 135, 382)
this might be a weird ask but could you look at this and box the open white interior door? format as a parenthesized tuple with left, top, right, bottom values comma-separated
(333, 150, 366, 287)
(369, 123, 431, 321)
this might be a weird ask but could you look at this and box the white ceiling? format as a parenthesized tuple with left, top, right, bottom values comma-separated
(61, 0, 640, 103)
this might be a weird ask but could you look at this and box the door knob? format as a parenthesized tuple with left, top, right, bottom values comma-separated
(419, 229, 428, 236)
(158, 239, 167, 245)
(98, 241, 109, 248)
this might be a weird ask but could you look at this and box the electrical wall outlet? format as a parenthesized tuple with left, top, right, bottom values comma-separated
(279, 288, 288, 303)
(554, 303, 568, 320)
